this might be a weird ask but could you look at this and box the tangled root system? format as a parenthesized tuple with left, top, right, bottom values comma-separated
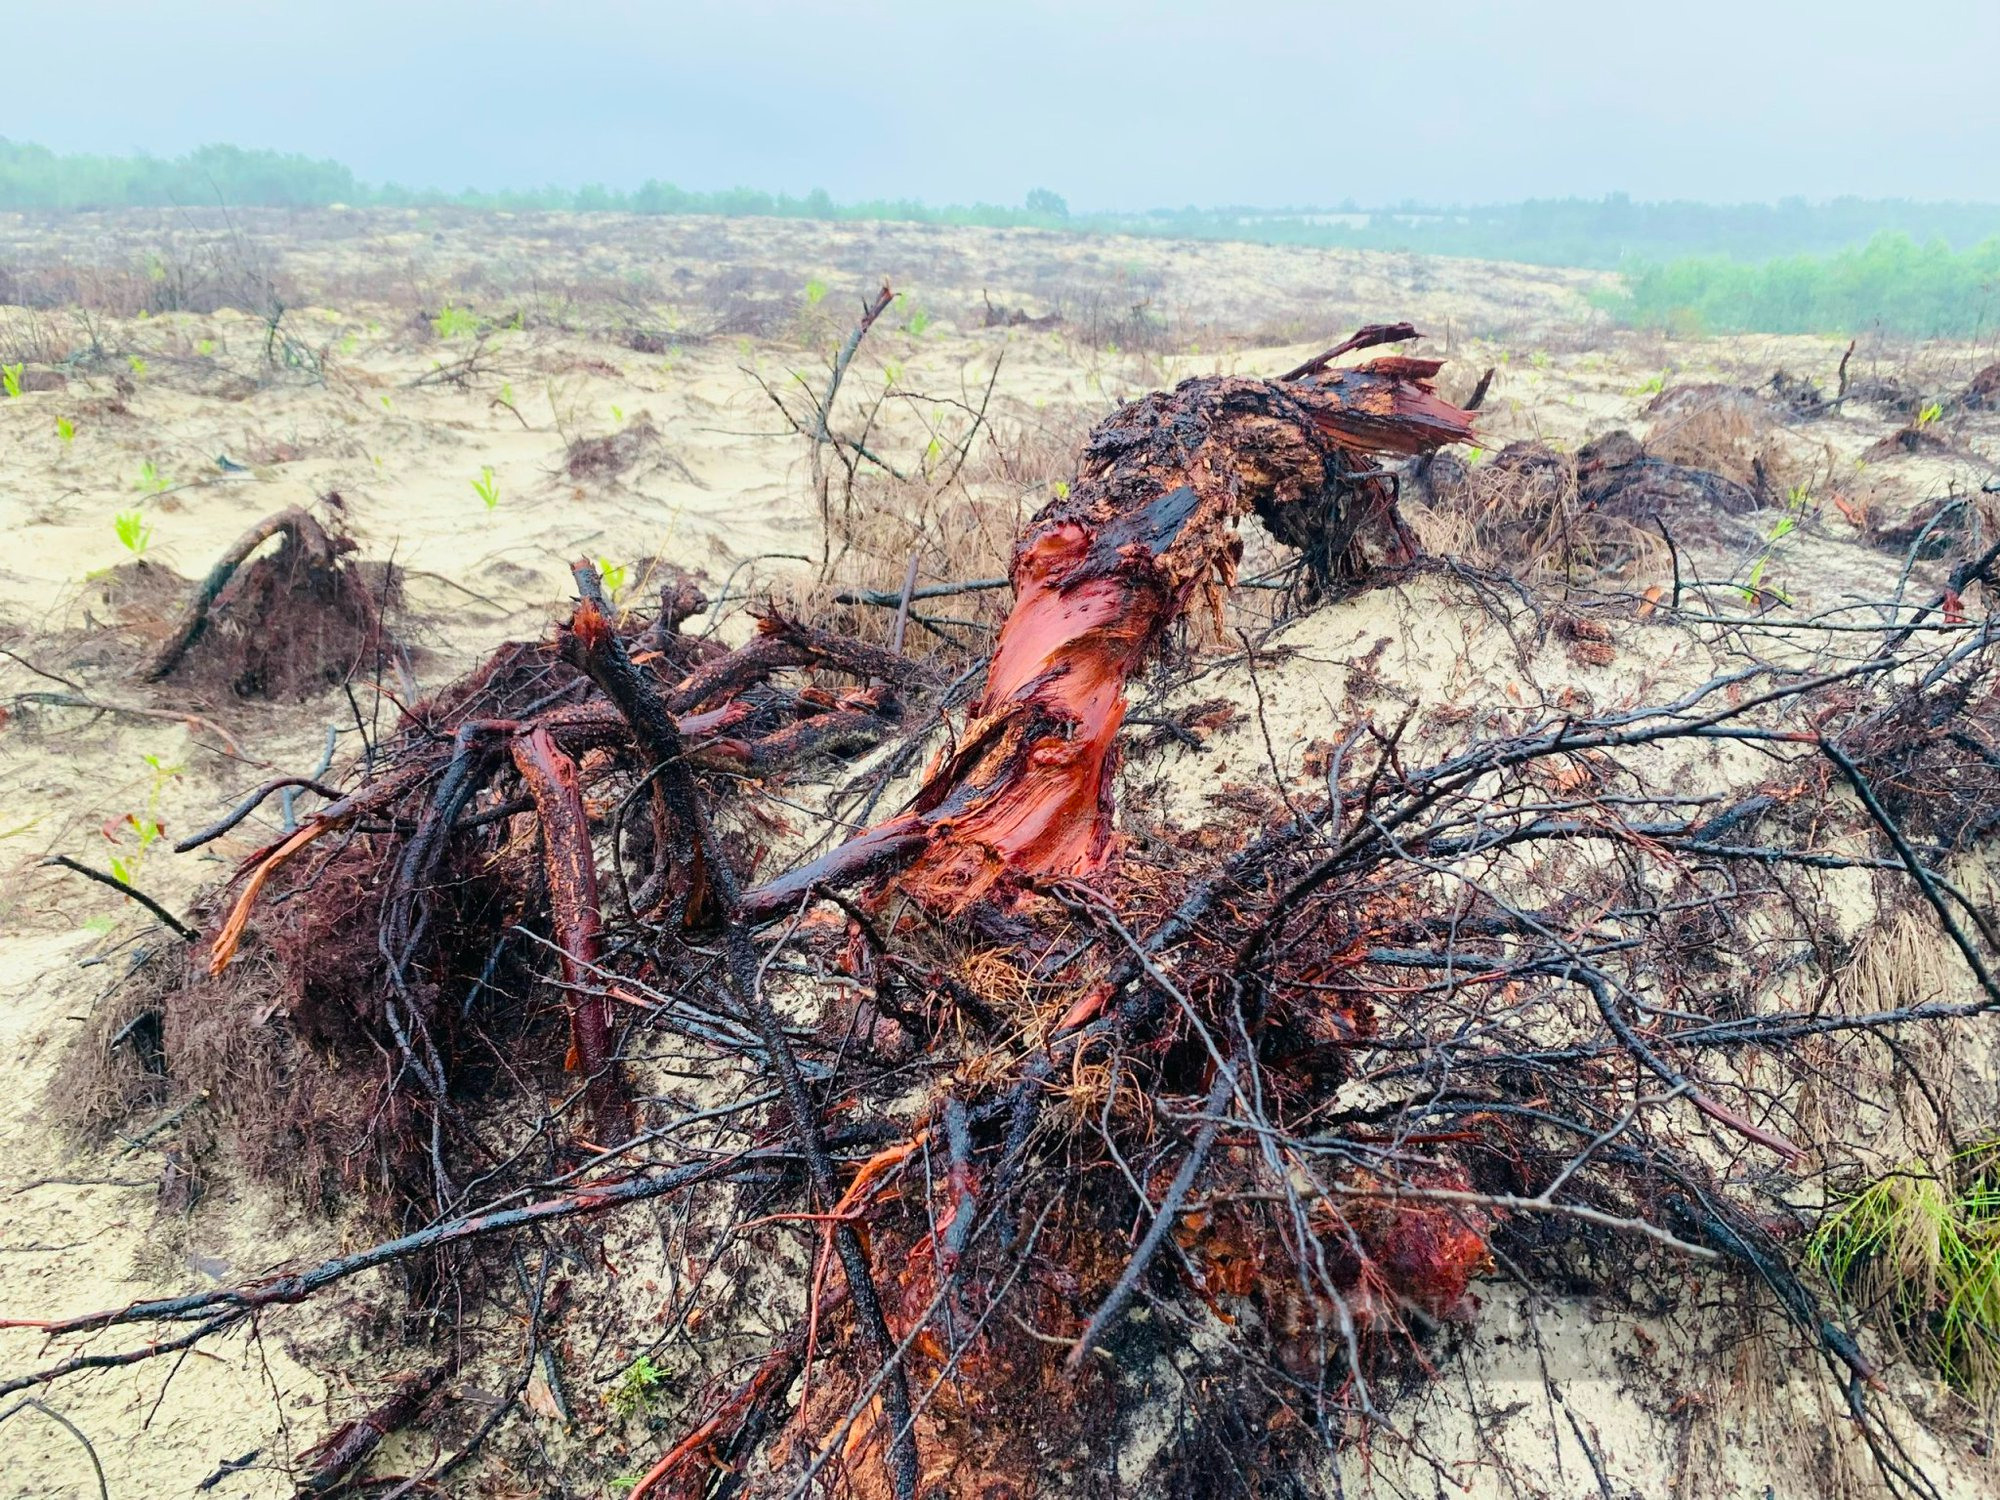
(137, 503, 390, 701)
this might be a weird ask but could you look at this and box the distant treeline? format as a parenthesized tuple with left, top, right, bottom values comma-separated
(1610, 234, 2000, 339)
(5, 139, 1999, 335)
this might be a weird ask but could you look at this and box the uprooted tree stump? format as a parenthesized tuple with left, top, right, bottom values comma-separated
(140, 503, 387, 698)
(17, 326, 2000, 1500)
(749, 331, 1477, 919)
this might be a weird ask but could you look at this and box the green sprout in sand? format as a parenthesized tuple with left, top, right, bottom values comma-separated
(114, 509, 154, 559)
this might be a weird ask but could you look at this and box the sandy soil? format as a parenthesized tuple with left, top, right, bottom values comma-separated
(2, 209, 1998, 1497)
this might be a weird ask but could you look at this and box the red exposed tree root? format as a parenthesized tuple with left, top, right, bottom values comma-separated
(746, 358, 1475, 920)
(510, 723, 629, 1137)
(627, 1322, 821, 1500)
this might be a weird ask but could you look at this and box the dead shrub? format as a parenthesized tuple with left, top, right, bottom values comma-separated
(1962, 362, 2000, 412)
(561, 413, 695, 485)
(1415, 440, 1664, 580)
(1643, 384, 1812, 499)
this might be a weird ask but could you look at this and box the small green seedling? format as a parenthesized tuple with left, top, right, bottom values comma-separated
(598, 557, 630, 603)
(471, 466, 500, 510)
(804, 277, 828, 307)
(55, 416, 74, 444)
(107, 752, 181, 886)
(196, 338, 216, 357)
(1, 363, 21, 399)
(1917, 401, 1945, 429)
(610, 404, 624, 426)
(607, 1355, 666, 1417)
(114, 509, 153, 558)
(433, 304, 478, 340)
(128, 355, 148, 379)
(1741, 555, 1769, 603)
(135, 460, 169, 494)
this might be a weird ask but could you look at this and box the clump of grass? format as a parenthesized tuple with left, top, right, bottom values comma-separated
(1809, 1142, 2000, 1403)
(2, 361, 21, 398)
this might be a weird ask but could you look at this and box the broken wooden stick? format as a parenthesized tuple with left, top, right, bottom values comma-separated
(40, 855, 198, 942)
(294, 1361, 453, 1496)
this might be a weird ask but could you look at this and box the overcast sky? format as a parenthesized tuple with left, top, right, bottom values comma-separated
(12, 1, 2000, 207)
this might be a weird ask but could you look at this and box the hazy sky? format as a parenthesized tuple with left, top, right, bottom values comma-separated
(13, 1, 2000, 207)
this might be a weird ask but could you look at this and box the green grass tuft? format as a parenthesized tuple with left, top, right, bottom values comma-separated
(1809, 1142, 2000, 1401)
